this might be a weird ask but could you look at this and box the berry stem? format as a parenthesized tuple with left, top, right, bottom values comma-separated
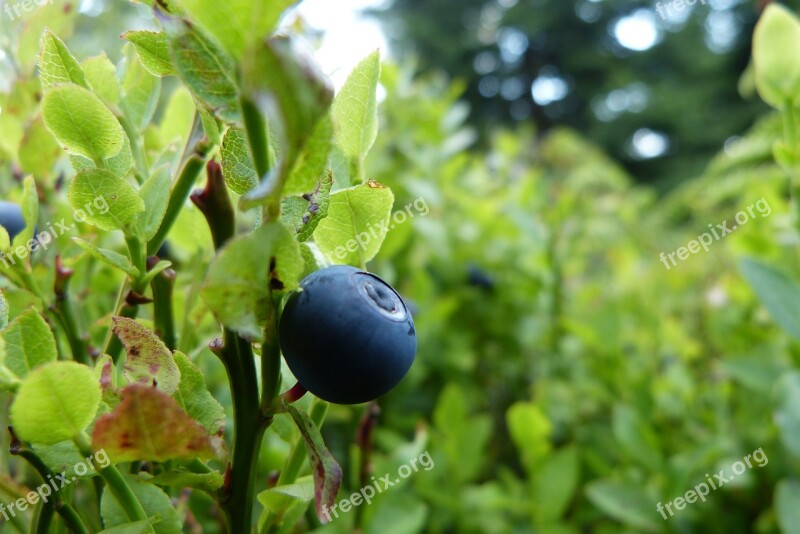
(281, 382, 308, 404)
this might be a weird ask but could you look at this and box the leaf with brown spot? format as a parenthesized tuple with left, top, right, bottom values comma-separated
(92, 385, 216, 463)
(113, 316, 180, 395)
(94, 354, 120, 409)
(286, 404, 342, 523)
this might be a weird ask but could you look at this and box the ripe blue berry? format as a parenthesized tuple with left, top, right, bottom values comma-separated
(0, 201, 25, 241)
(279, 265, 416, 404)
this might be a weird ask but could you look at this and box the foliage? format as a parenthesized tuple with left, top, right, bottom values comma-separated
(370, 0, 778, 188)
(1, 1, 800, 533)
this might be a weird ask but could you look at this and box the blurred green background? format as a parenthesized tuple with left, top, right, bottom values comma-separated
(2, 0, 800, 532)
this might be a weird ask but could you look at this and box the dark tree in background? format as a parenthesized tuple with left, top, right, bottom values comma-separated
(369, 0, 794, 188)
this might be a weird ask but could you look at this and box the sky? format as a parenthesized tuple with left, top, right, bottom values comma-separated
(286, 0, 390, 89)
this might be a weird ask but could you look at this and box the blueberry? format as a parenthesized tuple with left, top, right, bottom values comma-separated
(279, 265, 416, 404)
(0, 201, 25, 241)
(467, 264, 495, 292)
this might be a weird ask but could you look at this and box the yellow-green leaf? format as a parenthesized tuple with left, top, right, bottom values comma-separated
(10, 362, 101, 445)
(42, 84, 127, 162)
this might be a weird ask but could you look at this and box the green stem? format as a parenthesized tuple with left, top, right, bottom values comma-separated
(261, 303, 281, 416)
(194, 165, 269, 533)
(150, 264, 177, 350)
(216, 332, 267, 534)
(125, 235, 148, 294)
(73, 433, 151, 531)
(100, 279, 129, 361)
(9, 431, 90, 534)
(240, 98, 283, 417)
(31, 498, 56, 534)
(241, 96, 271, 179)
(147, 154, 205, 256)
(52, 257, 88, 364)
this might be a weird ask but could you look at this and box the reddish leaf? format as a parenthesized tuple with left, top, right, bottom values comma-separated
(92, 384, 216, 463)
(286, 404, 342, 522)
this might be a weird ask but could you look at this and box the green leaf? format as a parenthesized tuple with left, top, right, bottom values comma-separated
(92, 385, 216, 462)
(68, 169, 145, 232)
(137, 165, 172, 241)
(33, 440, 100, 479)
(146, 470, 224, 495)
(286, 404, 343, 522)
(82, 54, 122, 105)
(120, 46, 161, 131)
(740, 258, 800, 341)
(720, 356, 784, 394)
(506, 401, 551, 473)
(122, 31, 174, 77)
(533, 446, 579, 522)
(284, 114, 334, 196)
(0, 292, 7, 329)
(199, 109, 222, 145)
(612, 405, 662, 471)
(0, 309, 58, 379)
(753, 4, 800, 108)
(299, 242, 325, 277)
(202, 222, 302, 339)
(10, 361, 101, 445)
(139, 260, 174, 287)
(73, 238, 140, 277)
(172, 0, 297, 60)
(42, 84, 127, 163)
(159, 86, 196, 145)
(166, 20, 240, 123)
(281, 171, 333, 242)
(172, 351, 225, 437)
(69, 139, 135, 179)
(220, 127, 258, 195)
(240, 36, 334, 207)
(99, 517, 160, 534)
(776, 372, 800, 457)
(312, 181, 394, 266)
(584, 479, 658, 532)
(19, 115, 62, 179)
(113, 317, 181, 395)
(101, 474, 181, 534)
(257, 476, 314, 523)
(433, 384, 492, 482)
(365, 493, 427, 534)
(776, 479, 800, 534)
(332, 50, 380, 164)
(0, 226, 9, 257)
(38, 29, 88, 91)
